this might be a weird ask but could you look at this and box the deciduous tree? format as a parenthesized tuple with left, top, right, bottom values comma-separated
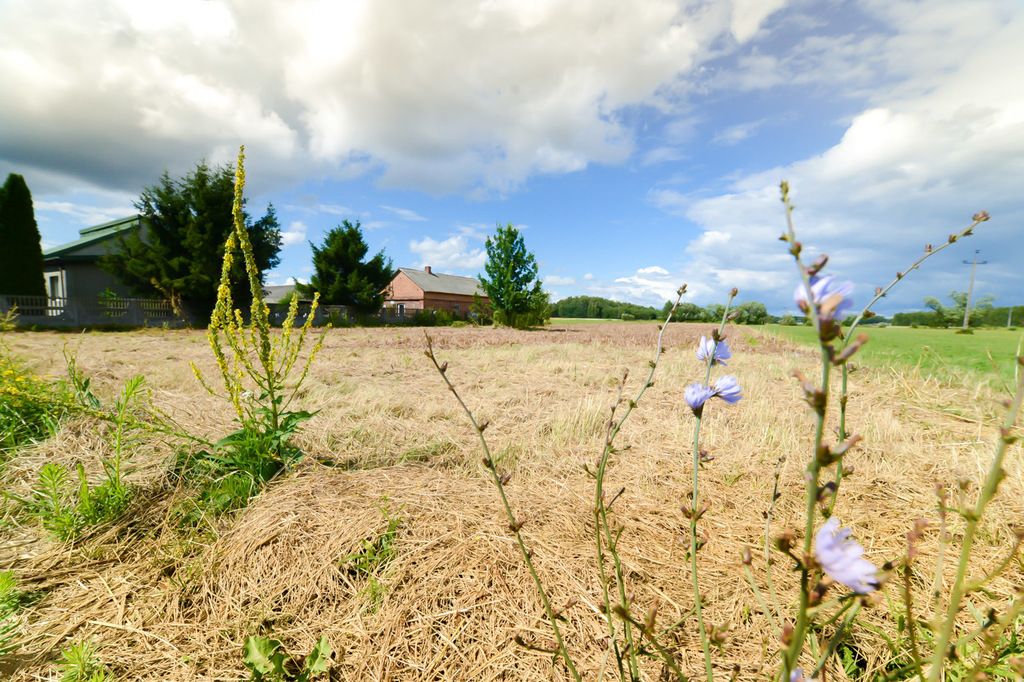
(479, 223, 546, 327)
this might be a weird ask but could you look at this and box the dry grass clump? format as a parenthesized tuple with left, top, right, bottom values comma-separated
(0, 323, 1020, 680)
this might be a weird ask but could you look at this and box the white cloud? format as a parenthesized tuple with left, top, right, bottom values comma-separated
(545, 275, 576, 286)
(380, 205, 427, 221)
(409, 234, 486, 271)
(0, 0, 792, 197)
(663, 5, 1024, 312)
(712, 119, 765, 145)
(729, 0, 788, 43)
(641, 146, 688, 166)
(35, 200, 137, 226)
(647, 188, 690, 216)
(583, 273, 595, 281)
(281, 220, 307, 246)
(637, 265, 670, 275)
(314, 203, 353, 216)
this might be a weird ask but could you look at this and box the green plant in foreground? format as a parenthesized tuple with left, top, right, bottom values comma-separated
(58, 639, 113, 681)
(0, 348, 70, 459)
(0, 570, 21, 660)
(341, 504, 401, 576)
(26, 375, 146, 540)
(189, 147, 325, 509)
(242, 635, 332, 681)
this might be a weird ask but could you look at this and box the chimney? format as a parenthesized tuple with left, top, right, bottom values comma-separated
(424, 265, 432, 275)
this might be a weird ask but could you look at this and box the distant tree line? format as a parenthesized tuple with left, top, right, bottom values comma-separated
(549, 296, 777, 324)
(551, 296, 662, 320)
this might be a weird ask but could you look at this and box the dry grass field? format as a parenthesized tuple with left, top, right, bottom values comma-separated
(1, 322, 1021, 680)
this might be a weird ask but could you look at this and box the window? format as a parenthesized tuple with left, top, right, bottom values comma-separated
(398, 304, 405, 315)
(48, 275, 60, 298)
(453, 303, 460, 312)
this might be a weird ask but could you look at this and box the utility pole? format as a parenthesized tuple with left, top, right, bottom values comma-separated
(962, 249, 988, 330)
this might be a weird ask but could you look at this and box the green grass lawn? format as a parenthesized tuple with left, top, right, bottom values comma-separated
(762, 325, 1023, 386)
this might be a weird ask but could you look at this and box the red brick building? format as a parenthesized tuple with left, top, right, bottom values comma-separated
(383, 266, 487, 317)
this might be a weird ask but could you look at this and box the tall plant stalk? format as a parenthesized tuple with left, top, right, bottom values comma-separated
(425, 335, 582, 681)
(828, 215, 987, 516)
(688, 290, 737, 682)
(592, 284, 686, 680)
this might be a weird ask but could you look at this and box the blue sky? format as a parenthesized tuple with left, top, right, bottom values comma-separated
(1, 0, 1021, 314)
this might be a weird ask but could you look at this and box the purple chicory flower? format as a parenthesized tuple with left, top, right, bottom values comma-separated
(794, 274, 854, 322)
(712, 375, 742, 404)
(696, 336, 731, 366)
(814, 517, 879, 594)
(790, 670, 816, 682)
(685, 375, 743, 414)
(685, 383, 715, 412)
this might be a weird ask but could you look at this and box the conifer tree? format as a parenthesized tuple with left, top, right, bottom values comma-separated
(102, 161, 281, 319)
(0, 174, 46, 297)
(300, 220, 394, 314)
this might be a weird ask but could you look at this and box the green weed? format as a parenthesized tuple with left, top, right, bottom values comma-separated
(58, 639, 113, 682)
(242, 635, 333, 681)
(0, 570, 21, 660)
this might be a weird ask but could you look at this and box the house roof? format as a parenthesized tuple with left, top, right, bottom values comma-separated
(263, 284, 308, 304)
(43, 215, 141, 259)
(397, 267, 485, 297)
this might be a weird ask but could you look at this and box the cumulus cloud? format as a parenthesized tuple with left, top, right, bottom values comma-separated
(0, 0, 790, 199)
(35, 200, 137, 227)
(545, 275, 576, 286)
(662, 3, 1024, 312)
(281, 220, 307, 246)
(409, 234, 486, 271)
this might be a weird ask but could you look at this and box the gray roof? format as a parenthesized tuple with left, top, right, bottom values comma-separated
(398, 267, 485, 297)
(263, 284, 301, 304)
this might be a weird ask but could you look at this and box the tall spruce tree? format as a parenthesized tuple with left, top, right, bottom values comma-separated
(0, 174, 46, 297)
(479, 223, 547, 327)
(299, 220, 394, 314)
(102, 161, 281, 320)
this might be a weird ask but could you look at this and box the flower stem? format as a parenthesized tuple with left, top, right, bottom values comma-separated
(425, 335, 581, 682)
(828, 215, 985, 516)
(592, 285, 687, 680)
(688, 291, 737, 682)
(927, 360, 1024, 681)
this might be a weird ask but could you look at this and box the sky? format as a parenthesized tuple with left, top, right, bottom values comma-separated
(1, 0, 1021, 315)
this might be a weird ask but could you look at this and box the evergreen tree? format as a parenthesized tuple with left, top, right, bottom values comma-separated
(0, 174, 46, 297)
(479, 223, 546, 327)
(299, 220, 394, 314)
(101, 161, 281, 320)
